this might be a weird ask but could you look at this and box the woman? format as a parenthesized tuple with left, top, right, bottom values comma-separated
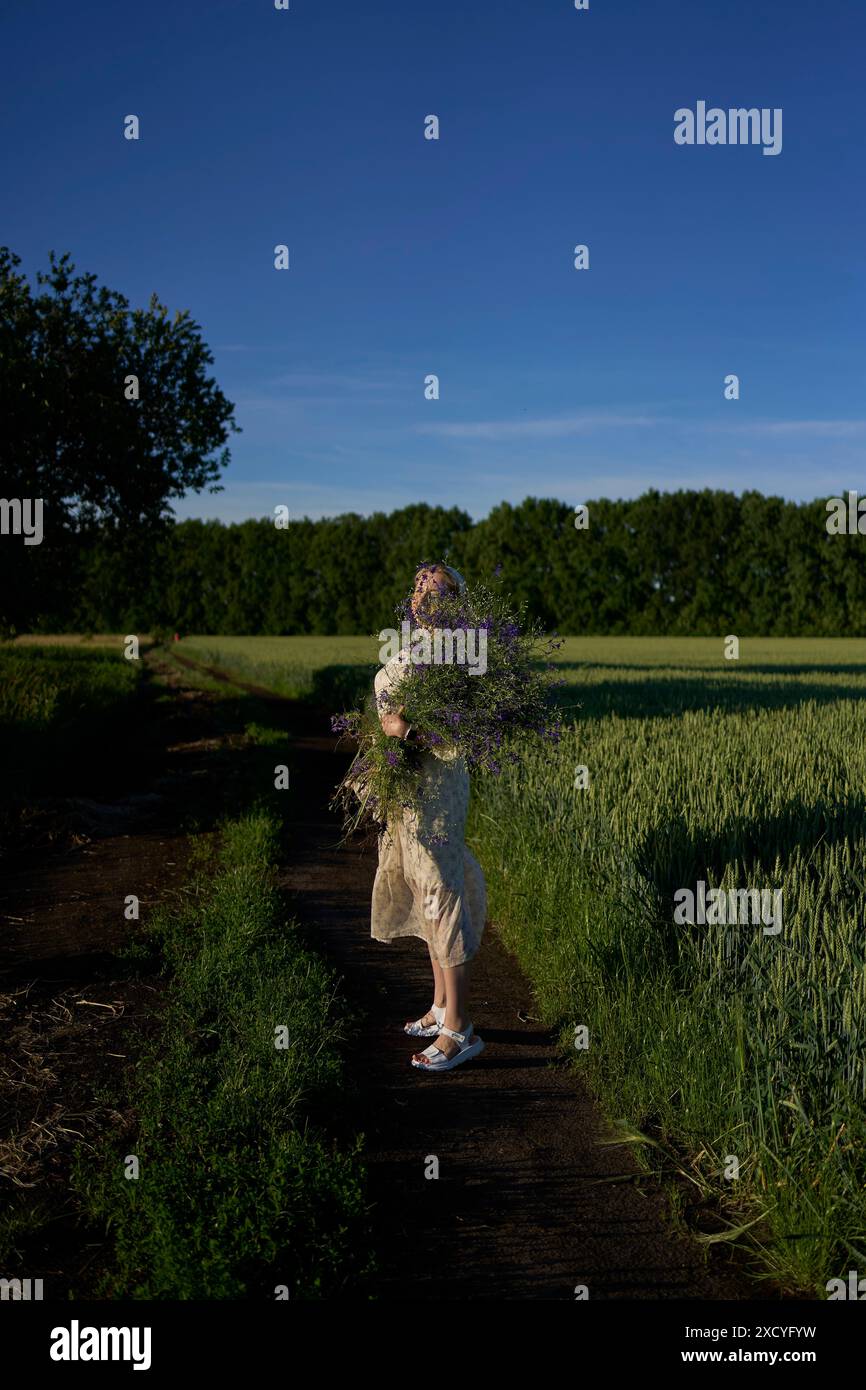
(372, 562, 487, 1072)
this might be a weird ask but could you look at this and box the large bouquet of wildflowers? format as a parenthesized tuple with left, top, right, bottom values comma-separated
(330, 570, 564, 837)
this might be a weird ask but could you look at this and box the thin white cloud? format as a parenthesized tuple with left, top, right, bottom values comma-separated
(234, 394, 397, 411)
(416, 413, 666, 440)
(270, 372, 401, 392)
(722, 419, 866, 438)
(417, 413, 866, 443)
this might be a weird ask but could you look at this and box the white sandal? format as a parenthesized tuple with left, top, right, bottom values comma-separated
(404, 1004, 446, 1038)
(411, 1023, 485, 1072)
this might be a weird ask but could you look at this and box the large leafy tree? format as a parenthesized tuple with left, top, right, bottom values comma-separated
(0, 247, 238, 629)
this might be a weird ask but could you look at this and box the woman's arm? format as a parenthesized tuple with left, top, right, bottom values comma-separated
(375, 659, 412, 739)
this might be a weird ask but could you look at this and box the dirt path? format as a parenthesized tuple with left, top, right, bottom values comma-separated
(178, 663, 773, 1303)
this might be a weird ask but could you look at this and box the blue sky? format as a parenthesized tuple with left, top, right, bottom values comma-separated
(2, 0, 864, 522)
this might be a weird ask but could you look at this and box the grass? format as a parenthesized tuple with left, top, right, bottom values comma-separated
(0, 642, 141, 730)
(178, 634, 378, 705)
(74, 808, 374, 1299)
(7, 634, 146, 647)
(0, 642, 143, 810)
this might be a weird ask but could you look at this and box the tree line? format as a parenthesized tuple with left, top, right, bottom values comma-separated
(5, 491, 865, 637)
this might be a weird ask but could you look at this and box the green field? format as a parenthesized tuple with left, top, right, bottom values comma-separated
(178, 634, 379, 704)
(173, 634, 866, 1293)
(0, 641, 143, 806)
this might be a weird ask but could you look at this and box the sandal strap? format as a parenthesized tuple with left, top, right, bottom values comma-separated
(408, 1005, 445, 1026)
(438, 1024, 470, 1045)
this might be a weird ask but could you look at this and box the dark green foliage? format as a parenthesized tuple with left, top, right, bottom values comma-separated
(8, 490, 866, 637)
(0, 246, 238, 633)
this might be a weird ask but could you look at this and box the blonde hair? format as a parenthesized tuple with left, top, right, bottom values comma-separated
(414, 561, 462, 595)
(412, 562, 464, 626)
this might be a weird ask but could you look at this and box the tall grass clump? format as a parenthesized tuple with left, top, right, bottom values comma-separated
(76, 809, 373, 1299)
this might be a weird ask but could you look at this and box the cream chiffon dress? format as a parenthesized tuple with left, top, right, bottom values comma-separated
(370, 647, 487, 968)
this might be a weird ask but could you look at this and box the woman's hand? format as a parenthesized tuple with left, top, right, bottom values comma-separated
(380, 706, 410, 739)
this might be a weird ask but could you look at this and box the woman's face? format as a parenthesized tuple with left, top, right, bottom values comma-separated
(411, 566, 448, 620)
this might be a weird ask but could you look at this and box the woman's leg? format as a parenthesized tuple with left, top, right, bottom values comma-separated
(443, 963, 469, 1036)
(410, 944, 447, 1028)
(412, 960, 470, 1062)
(429, 945, 447, 1009)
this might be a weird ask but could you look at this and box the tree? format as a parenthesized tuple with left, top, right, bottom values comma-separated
(0, 247, 238, 630)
